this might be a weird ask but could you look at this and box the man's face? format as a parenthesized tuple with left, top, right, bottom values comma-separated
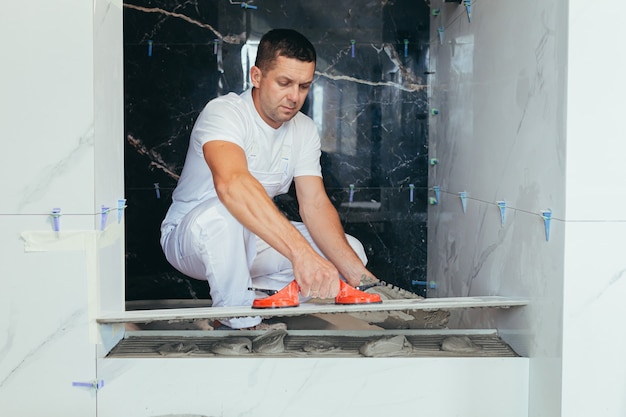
(250, 55, 315, 129)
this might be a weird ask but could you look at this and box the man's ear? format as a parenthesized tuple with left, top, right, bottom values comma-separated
(250, 66, 262, 88)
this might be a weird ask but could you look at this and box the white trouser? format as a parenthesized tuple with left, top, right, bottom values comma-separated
(160, 198, 367, 328)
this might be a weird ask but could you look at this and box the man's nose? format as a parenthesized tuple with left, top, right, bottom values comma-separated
(286, 85, 300, 103)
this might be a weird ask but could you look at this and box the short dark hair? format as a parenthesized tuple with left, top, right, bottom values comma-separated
(255, 29, 316, 72)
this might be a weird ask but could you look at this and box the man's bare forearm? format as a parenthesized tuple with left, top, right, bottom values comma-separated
(216, 172, 313, 261)
(299, 196, 374, 286)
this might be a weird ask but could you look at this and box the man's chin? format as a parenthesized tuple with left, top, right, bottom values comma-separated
(278, 113, 297, 122)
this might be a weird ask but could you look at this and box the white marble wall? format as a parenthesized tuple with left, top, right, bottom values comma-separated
(0, 0, 124, 415)
(94, 0, 126, 316)
(561, 1, 626, 415)
(428, 0, 626, 416)
(97, 356, 529, 417)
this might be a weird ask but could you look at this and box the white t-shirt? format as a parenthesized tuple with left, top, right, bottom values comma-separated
(161, 88, 322, 229)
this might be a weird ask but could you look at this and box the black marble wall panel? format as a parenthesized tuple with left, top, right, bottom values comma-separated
(123, 0, 431, 301)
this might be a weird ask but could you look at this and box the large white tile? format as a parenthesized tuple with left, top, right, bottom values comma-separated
(428, 0, 566, 345)
(0, 1, 95, 215)
(566, 1, 626, 221)
(94, 0, 125, 205)
(561, 222, 626, 417)
(97, 357, 529, 417)
(0, 216, 96, 416)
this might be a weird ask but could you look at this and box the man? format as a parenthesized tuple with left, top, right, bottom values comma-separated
(160, 28, 380, 330)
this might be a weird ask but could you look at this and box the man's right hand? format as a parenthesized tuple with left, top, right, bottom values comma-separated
(291, 248, 341, 299)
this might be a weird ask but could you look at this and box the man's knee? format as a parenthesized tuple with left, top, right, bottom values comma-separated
(346, 234, 367, 265)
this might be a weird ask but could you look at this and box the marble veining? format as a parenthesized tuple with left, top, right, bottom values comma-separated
(0, 308, 86, 388)
(16, 124, 95, 214)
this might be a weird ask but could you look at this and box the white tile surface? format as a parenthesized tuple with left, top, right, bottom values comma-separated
(0, 1, 125, 415)
(94, 0, 125, 211)
(561, 223, 626, 416)
(428, 0, 566, 350)
(0, 217, 96, 416)
(562, 2, 626, 415)
(97, 357, 529, 417)
(565, 1, 626, 222)
(0, 2, 96, 216)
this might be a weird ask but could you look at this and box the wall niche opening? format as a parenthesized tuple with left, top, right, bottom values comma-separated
(122, 0, 431, 327)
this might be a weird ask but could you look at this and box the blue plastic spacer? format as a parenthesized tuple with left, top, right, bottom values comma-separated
(51, 208, 61, 232)
(100, 205, 110, 231)
(147, 40, 153, 57)
(466, 6, 471, 22)
(350, 40, 356, 58)
(459, 191, 467, 213)
(541, 209, 552, 241)
(154, 183, 161, 199)
(433, 185, 440, 202)
(464, 1, 471, 22)
(349, 184, 355, 203)
(117, 199, 127, 224)
(497, 201, 506, 226)
(404, 39, 409, 57)
(72, 380, 104, 390)
(409, 184, 415, 203)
